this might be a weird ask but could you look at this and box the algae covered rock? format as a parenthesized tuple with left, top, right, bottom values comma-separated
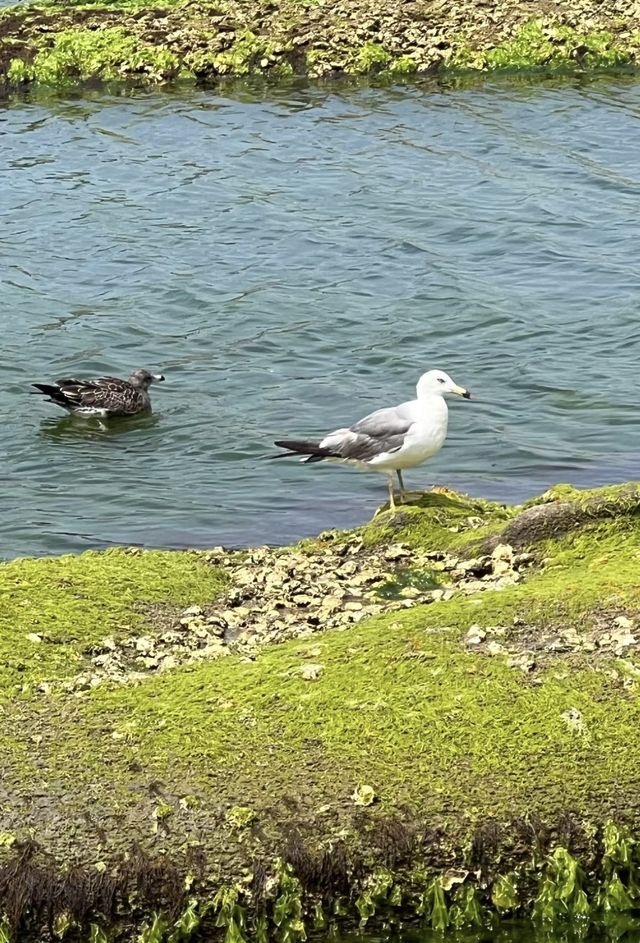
(1, 0, 640, 90)
(1, 482, 640, 939)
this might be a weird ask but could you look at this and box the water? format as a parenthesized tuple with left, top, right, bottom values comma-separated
(2, 75, 640, 559)
(352, 930, 631, 943)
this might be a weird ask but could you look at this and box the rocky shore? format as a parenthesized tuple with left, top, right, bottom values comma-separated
(0, 0, 639, 90)
(2, 482, 640, 940)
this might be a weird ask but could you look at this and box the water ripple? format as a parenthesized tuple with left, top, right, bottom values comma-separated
(2, 77, 640, 557)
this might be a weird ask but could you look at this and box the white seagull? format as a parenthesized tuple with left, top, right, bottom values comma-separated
(273, 369, 471, 510)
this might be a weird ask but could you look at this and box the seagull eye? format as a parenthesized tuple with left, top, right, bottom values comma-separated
(437, 377, 445, 384)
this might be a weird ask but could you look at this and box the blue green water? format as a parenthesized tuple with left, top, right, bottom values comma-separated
(2, 76, 640, 559)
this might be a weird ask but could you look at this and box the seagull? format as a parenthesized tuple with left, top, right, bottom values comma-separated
(273, 369, 471, 510)
(31, 369, 165, 418)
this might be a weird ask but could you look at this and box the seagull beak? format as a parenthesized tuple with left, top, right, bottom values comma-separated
(452, 384, 471, 399)
(153, 374, 165, 382)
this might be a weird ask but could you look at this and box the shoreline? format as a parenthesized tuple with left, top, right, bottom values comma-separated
(1, 0, 640, 92)
(1, 482, 640, 939)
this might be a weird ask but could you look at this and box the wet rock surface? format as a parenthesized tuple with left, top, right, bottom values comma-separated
(66, 537, 534, 690)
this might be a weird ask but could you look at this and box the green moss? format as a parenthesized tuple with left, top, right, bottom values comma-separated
(273, 60, 294, 77)
(0, 548, 226, 692)
(7, 57, 34, 82)
(304, 47, 334, 77)
(13, 483, 635, 836)
(4, 482, 640, 935)
(453, 20, 632, 72)
(68, 608, 638, 826)
(357, 490, 512, 552)
(2, 1, 639, 91)
(387, 54, 417, 75)
(204, 30, 280, 77)
(27, 26, 180, 84)
(347, 41, 391, 74)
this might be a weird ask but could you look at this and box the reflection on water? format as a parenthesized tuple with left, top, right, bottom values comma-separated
(345, 922, 640, 943)
(38, 412, 161, 442)
(3, 75, 640, 558)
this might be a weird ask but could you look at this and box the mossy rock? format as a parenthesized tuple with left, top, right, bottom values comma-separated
(2, 482, 640, 937)
(1, 1, 640, 90)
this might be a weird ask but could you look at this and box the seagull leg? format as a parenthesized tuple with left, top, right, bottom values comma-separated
(387, 475, 396, 512)
(396, 470, 407, 502)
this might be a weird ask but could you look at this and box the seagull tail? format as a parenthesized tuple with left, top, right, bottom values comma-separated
(271, 439, 335, 463)
(31, 383, 69, 406)
(32, 383, 62, 397)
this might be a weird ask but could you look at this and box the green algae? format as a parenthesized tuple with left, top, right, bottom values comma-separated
(451, 20, 634, 72)
(69, 616, 640, 826)
(348, 42, 391, 74)
(356, 490, 512, 552)
(122, 836, 640, 941)
(3, 482, 640, 937)
(0, 548, 226, 692)
(22, 26, 179, 84)
(204, 30, 280, 78)
(2, 0, 640, 91)
(533, 848, 590, 926)
(386, 54, 417, 76)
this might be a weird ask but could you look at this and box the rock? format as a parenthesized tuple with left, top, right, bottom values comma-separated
(442, 869, 469, 891)
(159, 655, 178, 671)
(466, 625, 486, 645)
(495, 574, 519, 589)
(321, 595, 342, 613)
(385, 544, 412, 561)
(135, 636, 154, 654)
(139, 656, 160, 669)
(562, 707, 588, 736)
(514, 552, 534, 567)
(492, 543, 514, 563)
(492, 559, 513, 577)
(508, 653, 536, 673)
(300, 663, 323, 681)
(181, 605, 203, 618)
(611, 622, 637, 654)
(338, 562, 357, 577)
(292, 594, 314, 606)
(457, 557, 488, 574)
(486, 641, 505, 656)
(351, 611, 369, 623)
(614, 615, 634, 630)
(351, 784, 376, 806)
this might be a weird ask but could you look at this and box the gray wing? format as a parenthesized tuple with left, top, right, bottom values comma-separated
(322, 404, 414, 462)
